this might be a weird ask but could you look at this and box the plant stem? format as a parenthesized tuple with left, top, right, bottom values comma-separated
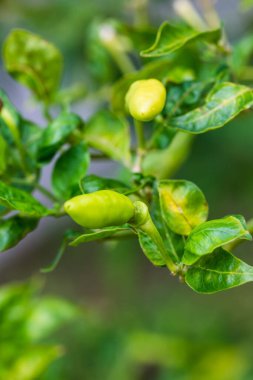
(35, 183, 57, 202)
(109, 46, 135, 74)
(99, 23, 135, 74)
(131, 0, 149, 26)
(41, 239, 67, 273)
(134, 119, 145, 151)
(173, 0, 207, 30)
(131, 201, 178, 275)
(133, 119, 145, 172)
(198, 0, 230, 51)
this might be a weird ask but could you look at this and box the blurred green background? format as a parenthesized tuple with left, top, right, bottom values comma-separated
(1, 0, 253, 379)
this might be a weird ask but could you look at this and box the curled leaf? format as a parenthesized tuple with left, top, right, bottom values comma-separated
(141, 22, 221, 57)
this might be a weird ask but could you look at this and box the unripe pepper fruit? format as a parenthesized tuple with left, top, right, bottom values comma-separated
(64, 190, 135, 229)
(125, 78, 166, 122)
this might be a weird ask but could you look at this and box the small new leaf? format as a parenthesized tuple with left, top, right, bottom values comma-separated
(141, 22, 221, 57)
(185, 248, 253, 293)
(158, 180, 208, 236)
(182, 215, 252, 265)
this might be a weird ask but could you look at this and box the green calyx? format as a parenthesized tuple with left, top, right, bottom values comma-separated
(131, 200, 150, 227)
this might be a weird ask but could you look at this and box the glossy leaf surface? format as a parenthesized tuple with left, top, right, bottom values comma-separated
(183, 215, 252, 264)
(170, 82, 253, 134)
(0, 181, 47, 217)
(20, 119, 42, 170)
(150, 186, 184, 264)
(158, 180, 208, 235)
(38, 112, 82, 162)
(0, 216, 38, 252)
(185, 248, 253, 293)
(137, 229, 166, 266)
(52, 142, 90, 200)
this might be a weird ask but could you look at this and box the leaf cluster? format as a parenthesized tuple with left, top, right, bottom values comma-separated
(1, 12, 253, 293)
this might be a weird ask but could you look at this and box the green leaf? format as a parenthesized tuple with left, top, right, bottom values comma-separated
(170, 82, 253, 134)
(20, 119, 42, 170)
(185, 248, 253, 293)
(80, 174, 130, 194)
(158, 180, 208, 236)
(164, 80, 213, 117)
(137, 229, 166, 266)
(84, 109, 131, 165)
(38, 112, 83, 162)
(52, 142, 90, 200)
(69, 226, 131, 247)
(0, 181, 47, 217)
(140, 22, 221, 57)
(151, 184, 185, 263)
(0, 216, 38, 252)
(3, 29, 63, 102)
(183, 215, 252, 265)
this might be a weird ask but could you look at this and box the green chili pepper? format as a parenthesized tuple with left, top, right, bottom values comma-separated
(64, 190, 135, 228)
(125, 78, 166, 122)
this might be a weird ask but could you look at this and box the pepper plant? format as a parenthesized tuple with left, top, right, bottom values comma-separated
(1, 2, 253, 294)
